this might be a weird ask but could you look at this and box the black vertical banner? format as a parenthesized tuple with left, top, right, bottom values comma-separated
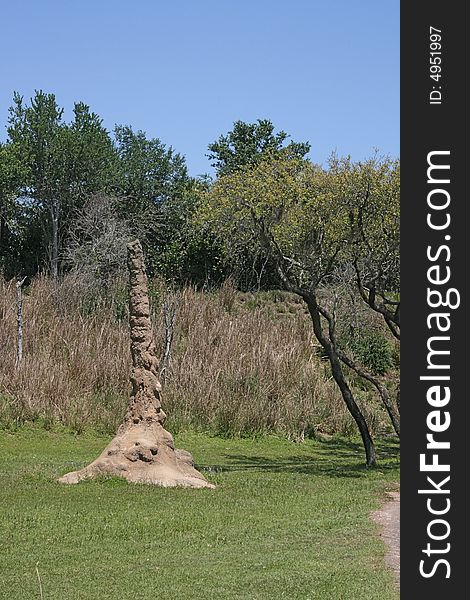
(401, 2, 466, 597)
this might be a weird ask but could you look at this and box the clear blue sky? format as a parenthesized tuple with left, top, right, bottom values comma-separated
(0, 0, 399, 177)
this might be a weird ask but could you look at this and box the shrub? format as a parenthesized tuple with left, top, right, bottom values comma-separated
(345, 331, 394, 375)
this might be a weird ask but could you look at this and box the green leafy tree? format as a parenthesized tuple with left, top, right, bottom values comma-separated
(7, 91, 64, 278)
(154, 178, 229, 286)
(201, 154, 400, 465)
(65, 102, 118, 203)
(0, 141, 31, 276)
(113, 125, 205, 276)
(6, 91, 116, 278)
(113, 125, 188, 208)
(339, 155, 400, 339)
(207, 119, 310, 176)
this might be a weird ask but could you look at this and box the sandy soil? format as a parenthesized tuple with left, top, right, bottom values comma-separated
(372, 491, 400, 587)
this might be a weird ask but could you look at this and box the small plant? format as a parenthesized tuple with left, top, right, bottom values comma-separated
(345, 331, 394, 376)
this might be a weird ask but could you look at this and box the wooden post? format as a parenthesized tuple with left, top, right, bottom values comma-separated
(15, 277, 27, 368)
(159, 295, 177, 386)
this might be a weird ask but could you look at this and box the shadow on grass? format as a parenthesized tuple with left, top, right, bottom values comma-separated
(198, 438, 400, 479)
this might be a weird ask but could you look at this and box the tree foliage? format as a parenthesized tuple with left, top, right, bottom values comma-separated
(0, 141, 26, 275)
(5, 91, 116, 278)
(207, 119, 311, 177)
(200, 153, 400, 464)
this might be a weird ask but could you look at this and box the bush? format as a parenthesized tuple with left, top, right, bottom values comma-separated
(345, 331, 394, 375)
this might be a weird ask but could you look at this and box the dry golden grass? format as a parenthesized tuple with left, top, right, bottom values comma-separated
(0, 275, 389, 437)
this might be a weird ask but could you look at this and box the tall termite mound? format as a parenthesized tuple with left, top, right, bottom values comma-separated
(58, 239, 214, 488)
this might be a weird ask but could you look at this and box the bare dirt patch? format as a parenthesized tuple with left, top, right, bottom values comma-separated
(372, 490, 400, 587)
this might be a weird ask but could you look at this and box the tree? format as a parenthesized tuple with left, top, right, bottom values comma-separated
(65, 102, 118, 205)
(6, 91, 116, 279)
(330, 155, 400, 434)
(64, 194, 132, 285)
(340, 155, 400, 340)
(7, 91, 64, 278)
(201, 154, 400, 465)
(113, 125, 189, 209)
(113, 125, 191, 270)
(207, 119, 311, 177)
(0, 141, 22, 275)
(112, 127, 226, 286)
(150, 178, 230, 286)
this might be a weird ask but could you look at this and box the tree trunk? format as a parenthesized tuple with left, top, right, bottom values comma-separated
(59, 239, 214, 488)
(337, 350, 400, 437)
(305, 293, 377, 467)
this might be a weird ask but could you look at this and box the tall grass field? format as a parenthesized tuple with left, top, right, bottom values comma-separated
(0, 276, 396, 440)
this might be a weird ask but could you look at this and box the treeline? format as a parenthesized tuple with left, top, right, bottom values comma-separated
(0, 90, 400, 465)
(0, 90, 309, 288)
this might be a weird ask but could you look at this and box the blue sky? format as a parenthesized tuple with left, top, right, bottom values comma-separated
(0, 0, 399, 176)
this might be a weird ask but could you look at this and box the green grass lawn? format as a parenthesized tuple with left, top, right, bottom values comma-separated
(0, 427, 399, 600)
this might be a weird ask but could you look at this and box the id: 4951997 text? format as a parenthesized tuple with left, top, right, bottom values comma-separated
(429, 26, 442, 105)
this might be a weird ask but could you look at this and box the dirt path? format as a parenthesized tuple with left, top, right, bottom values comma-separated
(372, 491, 400, 587)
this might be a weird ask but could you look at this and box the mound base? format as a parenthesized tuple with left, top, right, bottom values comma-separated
(58, 421, 214, 488)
